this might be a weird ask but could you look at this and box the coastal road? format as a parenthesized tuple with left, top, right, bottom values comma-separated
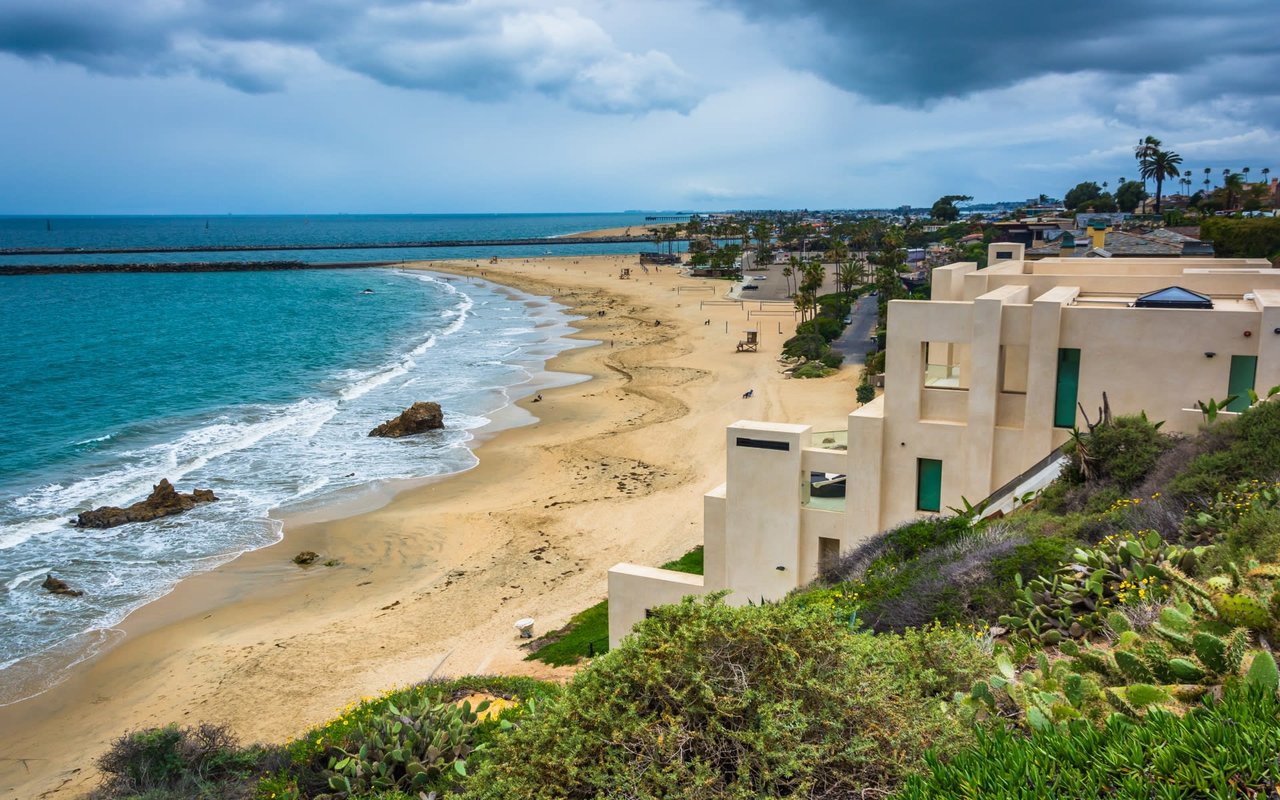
(830, 294, 879, 366)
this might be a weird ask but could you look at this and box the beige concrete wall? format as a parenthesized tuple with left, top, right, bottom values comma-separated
(607, 564, 706, 648)
(702, 487, 727, 590)
(1060, 305, 1261, 433)
(847, 400, 885, 539)
(799, 508, 844, 583)
(982, 272, 1278, 299)
(723, 421, 808, 601)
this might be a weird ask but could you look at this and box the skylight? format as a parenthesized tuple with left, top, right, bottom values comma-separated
(1133, 286, 1213, 309)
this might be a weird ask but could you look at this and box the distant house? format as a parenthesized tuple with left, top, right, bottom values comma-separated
(993, 217, 1076, 248)
(1024, 222, 1214, 259)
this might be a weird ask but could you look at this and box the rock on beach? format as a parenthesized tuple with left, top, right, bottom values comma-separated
(368, 402, 445, 438)
(75, 479, 218, 529)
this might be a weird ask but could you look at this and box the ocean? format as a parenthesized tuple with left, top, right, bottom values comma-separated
(0, 213, 672, 704)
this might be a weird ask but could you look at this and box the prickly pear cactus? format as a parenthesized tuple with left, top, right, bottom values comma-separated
(1000, 532, 1194, 642)
(1212, 592, 1271, 631)
(323, 694, 492, 798)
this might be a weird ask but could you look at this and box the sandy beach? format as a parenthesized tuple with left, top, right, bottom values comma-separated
(0, 254, 854, 800)
(565, 222, 679, 239)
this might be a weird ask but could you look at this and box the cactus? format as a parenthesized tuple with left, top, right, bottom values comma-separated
(1003, 532, 1191, 642)
(1114, 650, 1153, 683)
(1212, 592, 1270, 630)
(1207, 575, 1234, 592)
(1246, 651, 1280, 692)
(1168, 657, 1207, 683)
(324, 694, 491, 797)
(1120, 683, 1171, 708)
(1193, 631, 1229, 673)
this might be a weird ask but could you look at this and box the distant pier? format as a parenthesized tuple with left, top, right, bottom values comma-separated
(0, 235, 688, 257)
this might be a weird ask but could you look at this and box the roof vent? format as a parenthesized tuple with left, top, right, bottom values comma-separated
(1134, 286, 1213, 310)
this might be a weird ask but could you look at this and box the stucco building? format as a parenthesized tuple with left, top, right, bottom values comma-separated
(608, 243, 1280, 646)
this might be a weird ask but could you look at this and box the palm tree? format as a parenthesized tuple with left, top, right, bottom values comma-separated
(1222, 172, 1245, 210)
(1135, 136, 1162, 192)
(839, 261, 860, 301)
(1141, 147, 1184, 213)
(827, 240, 849, 295)
(1243, 166, 1251, 184)
(1264, 167, 1271, 183)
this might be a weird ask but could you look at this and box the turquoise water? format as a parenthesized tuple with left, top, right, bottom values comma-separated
(0, 214, 635, 701)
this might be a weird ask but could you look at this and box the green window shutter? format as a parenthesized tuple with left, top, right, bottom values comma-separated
(917, 458, 942, 512)
(1053, 348, 1081, 428)
(1227, 355, 1257, 413)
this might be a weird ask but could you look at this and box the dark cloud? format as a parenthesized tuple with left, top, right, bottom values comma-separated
(718, 0, 1280, 113)
(0, 0, 700, 112)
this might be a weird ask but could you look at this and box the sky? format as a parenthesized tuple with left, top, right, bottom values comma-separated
(1, 0, 1277, 214)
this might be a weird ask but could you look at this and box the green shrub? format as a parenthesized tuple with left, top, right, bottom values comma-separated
(1216, 507, 1280, 568)
(864, 349, 885, 374)
(898, 683, 1280, 799)
(1168, 400, 1280, 500)
(816, 293, 852, 319)
(782, 332, 827, 361)
(1200, 216, 1280, 258)
(1068, 414, 1172, 490)
(465, 596, 990, 800)
(819, 350, 844, 368)
(93, 723, 266, 800)
(792, 361, 831, 379)
(796, 315, 844, 342)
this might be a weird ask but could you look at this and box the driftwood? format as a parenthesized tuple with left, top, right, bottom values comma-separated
(1073, 392, 1112, 482)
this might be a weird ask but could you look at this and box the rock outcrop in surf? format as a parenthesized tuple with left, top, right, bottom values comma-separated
(42, 574, 84, 597)
(75, 479, 218, 529)
(368, 402, 445, 438)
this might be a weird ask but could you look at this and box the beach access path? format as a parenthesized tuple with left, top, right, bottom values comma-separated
(0, 254, 855, 800)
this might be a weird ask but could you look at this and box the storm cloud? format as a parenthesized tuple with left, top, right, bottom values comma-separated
(719, 0, 1280, 122)
(0, 0, 701, 113)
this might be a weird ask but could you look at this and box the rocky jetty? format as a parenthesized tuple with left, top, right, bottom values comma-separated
(42, 574, 83, 597)
(76, 479, 218, 529)
(368, 402, 444, 438)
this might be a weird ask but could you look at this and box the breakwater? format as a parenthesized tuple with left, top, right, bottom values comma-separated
(0, 261, 398, 275)
(0, 235, 684, 257)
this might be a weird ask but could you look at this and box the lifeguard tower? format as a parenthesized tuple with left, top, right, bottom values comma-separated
(619, 267, 631, 280)
(736, 330, 758, 352)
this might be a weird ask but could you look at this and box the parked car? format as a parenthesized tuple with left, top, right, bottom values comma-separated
(752, 275, 767, 280)
(742, 284, 760, 291)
